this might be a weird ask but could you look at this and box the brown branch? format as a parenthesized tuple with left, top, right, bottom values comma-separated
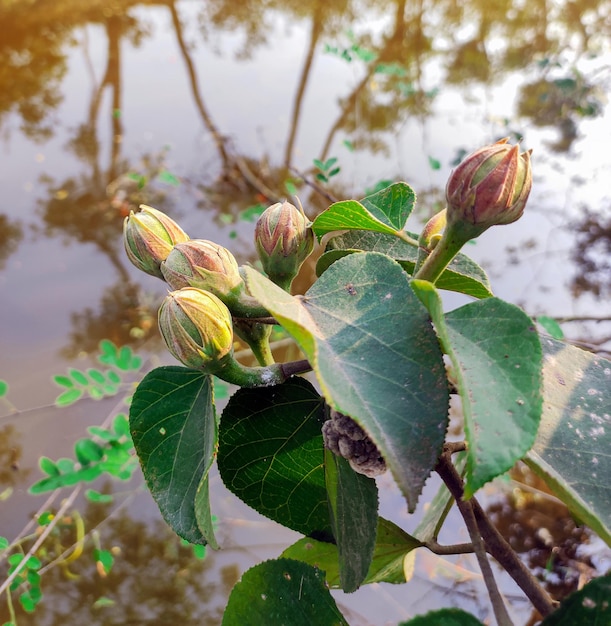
(436, 452, 513, 626)
(436, 446, 557, 618)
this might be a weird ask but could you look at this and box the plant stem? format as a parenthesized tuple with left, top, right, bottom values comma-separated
(436, 452, 514, 626)
(436, 447, 556, 618)
(213, 357, 311, 388)
(413, 229, 465, 283)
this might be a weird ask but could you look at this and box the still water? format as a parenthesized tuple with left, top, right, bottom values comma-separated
(1, 1, 610, 624)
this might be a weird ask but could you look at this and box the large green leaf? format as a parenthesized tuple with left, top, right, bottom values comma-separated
(282, 517, 421, 587)
(540, 572, 611, 625)
(320, 230, 493, 299)
(324, 450, 378, 592)
(312, 182, 416, 239)
(222, 558, 349, 626)
(525, 338, 611, 546)
(217, 378, 332, 539)
(412, 281, 543, 497)
(245, 253, 449, 512)
(129, 366, 217, 545)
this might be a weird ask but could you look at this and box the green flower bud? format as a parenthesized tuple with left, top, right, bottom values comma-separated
(161, 239, 244, 297)
(123, 205, 189, 279)
(254, 200, 314, 291)
(158, 287, 234, 371)
(445, 138, 532, 233)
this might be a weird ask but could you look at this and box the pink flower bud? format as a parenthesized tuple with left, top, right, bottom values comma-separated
(445, 139, 532, 231)
(254, 200, 314, 289)
(161, 239, 243, 298)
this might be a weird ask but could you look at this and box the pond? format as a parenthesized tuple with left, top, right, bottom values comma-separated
(1, 1, 610, 624)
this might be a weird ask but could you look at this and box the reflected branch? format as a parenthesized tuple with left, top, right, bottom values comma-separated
(284, 2, 324, 168)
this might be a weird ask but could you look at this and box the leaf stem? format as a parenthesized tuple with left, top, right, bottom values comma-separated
(395, 230, 419, 247)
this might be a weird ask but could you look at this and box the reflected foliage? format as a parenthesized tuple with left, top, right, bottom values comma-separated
(62, 281, 160, 358)
(0, 215, 24, 270)
(0, 497, 235, 625)
(518, 73, 604, 152)
(0, 425, 29, 488)
(571, 205, 611, 299)
(486, 464, 601, 601)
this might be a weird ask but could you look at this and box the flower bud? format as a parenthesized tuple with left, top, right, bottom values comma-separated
(161, 239, 244, 297)
(123, 205, 189, 278)
(255, 200, 314, 290)
(445, 139, 532, 232)
(158, 287, 234, 370)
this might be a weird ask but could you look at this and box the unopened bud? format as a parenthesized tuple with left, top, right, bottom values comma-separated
(254, 200, 314, 290)
(158, 288, 234, 371)
(161, 239, 244, 298)
(123, 205, 189, 278)
(445, 139, 532, 233)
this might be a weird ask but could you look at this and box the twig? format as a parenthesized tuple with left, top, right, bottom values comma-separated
(424, 540, 474, 555)
(436, 452, 514, 626)
(289, 167, 338, 204)
(436, 447, 556, 618)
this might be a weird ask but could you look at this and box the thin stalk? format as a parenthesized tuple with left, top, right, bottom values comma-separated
(437, 448, 556, 617)
(436, 453, 514, 626)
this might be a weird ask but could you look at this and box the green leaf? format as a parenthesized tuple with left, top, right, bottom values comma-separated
(245, 253, 449, 512)
(130, 367, 216, 544)
(69, 368, 89, 386)
(74, 439, 104, 465)
(428, 156, 441, 170)
(218, 378, 331, 539)
(537, 316, 564, 339)
(39, 457, 59, 476)
(540, 572, 611, 625)
(85, 489, 113, 503)
(158, 170, 180, 186)
(87, 369, 107, 384)
(222, 559, 349, 626)
(399, 608, 485, 625)
(0, 380, 7, 397)
(53, 375, 73, 388)
(0, 536, 8, 550)
(312, 182, 416, 239)
(55, 388, 83, 407)
(320, 230, 493, 299)
(324, 451, 378, 592)
(93, 549, 114, 574)
(113, 413, 130, 437)
(525, 339, 611, 546)
(194, 473, 219, 550)
(412, 281, 543, 497)
(282, 517, 421, 587)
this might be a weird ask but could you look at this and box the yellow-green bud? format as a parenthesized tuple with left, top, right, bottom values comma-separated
(158, 287, 234, 371)
(445, 138, 532, 233)
(123, 205, 189, 279)
(254, 200, 314, 290)
(161, 239, 244, 298)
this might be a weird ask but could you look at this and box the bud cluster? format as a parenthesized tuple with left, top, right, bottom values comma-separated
(122, 199, 315, 380)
